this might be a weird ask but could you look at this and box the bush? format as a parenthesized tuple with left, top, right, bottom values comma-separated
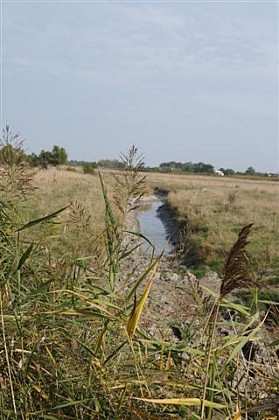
(66, 166, 77, 172)
(82, 162, 97, 175)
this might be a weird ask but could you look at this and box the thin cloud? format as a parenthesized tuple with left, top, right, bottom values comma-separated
(2, 1, 278, 172)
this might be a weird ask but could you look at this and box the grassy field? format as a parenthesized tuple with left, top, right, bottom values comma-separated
(19, 167, 127, 274)
(0, 164, 278, 419)
(146, 172, 279, 279)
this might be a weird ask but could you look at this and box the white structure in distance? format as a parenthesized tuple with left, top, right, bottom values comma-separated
(213, 168, 225, 176)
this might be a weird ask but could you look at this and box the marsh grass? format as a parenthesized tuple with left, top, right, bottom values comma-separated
(146, 172, 279, 279)
(0, 157, 278, 419)
(0, 126, 37, 198)
(113, 146, 146, 217)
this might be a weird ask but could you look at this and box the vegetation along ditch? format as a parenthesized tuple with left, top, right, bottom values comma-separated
(0, 134, 278, 419)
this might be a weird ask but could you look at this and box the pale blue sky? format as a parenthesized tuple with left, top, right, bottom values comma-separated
(1, 1, 278, 172)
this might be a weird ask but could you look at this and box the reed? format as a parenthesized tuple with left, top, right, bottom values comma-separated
(0, 145, 277, 419)
(0, 126, 37, 198)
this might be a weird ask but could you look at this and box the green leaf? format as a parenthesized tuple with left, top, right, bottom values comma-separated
(17, 207, 67, 232)
(226, 319, 265, 364)
(220, 300, 250, 317)
(17, 243, 34, 270)
(123, 229, 155, 250)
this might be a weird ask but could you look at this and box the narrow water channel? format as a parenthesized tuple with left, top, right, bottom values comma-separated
(138, 200, 172, 255)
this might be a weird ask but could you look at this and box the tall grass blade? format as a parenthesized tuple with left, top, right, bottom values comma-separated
(17, 206, 67, 231)
(226, 316, 266, 364)
(99, 172, 119, 291)
(17, 243, 34, 270)
(132, 397, 225, 409)
(126, 262, 158, 339)
(123, 230, 155, 250)
(125, 258, 159, 303)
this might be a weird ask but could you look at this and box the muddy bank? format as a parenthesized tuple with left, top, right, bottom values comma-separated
(153, 188, 202, 267)
(153, 188, 187, 251)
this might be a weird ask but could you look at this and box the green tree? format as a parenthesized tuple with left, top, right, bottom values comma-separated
(83, 162, 97, 175)
(98, 159, 125, 169)
(182, 162, 194, 172)
(30, 145, 68, 168)
(193, 162, 214, 173)
(38, 150, 52, 168)
(245, 166, 256, 175)
(49, 145, 68, 166)
(26, 152, 41, 167)
(219, 168, 235, 176)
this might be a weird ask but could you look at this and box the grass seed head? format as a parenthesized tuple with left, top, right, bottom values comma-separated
(220, 224, 263, 298)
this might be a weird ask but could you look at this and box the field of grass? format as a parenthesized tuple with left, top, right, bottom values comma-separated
(146, 172, 279, 280)
(0, 163, 278, 419)
(19, 168, 127, 274)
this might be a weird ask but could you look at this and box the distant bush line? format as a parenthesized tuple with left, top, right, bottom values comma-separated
(1, 126, 277, 178)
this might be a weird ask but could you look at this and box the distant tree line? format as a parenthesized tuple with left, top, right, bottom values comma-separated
(0, 143, 68, 169)
(70, 159, 125, 169)
(158, 161, 238, 176)
(157, 161, 266, 177)
(159, 161, 216, 174)
(1, 126, 276, 177)
(27, 145, 68, 168)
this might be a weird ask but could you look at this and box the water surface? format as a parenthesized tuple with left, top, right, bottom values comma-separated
(138, 200, 172, 255)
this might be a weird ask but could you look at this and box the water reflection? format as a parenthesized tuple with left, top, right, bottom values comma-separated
(138, 200, 172, 255)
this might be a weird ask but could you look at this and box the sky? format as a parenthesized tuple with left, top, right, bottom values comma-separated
(1, 0, 278, 172)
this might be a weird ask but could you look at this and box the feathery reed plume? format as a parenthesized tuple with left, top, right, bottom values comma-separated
(220, 224, 261, 299)
(0, 125, 36, 198)
(202, 225, 262, 419)
(69, 199, 91, 230)
(113, 145, 146, 216)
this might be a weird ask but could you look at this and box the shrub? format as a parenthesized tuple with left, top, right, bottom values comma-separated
(82, 162, 97, 175)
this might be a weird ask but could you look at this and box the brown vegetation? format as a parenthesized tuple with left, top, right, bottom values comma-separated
(0, 160, 278, 419)
(146, 171, 279, 280)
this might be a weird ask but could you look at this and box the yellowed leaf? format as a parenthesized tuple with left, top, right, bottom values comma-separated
(232, 410, 242, 420)
(132, 397, 225, 409)
(126, 261, 158, 339)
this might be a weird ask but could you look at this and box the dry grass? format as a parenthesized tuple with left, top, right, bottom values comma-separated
(146, 172, 279, 277)
(27, 168, 278, 279)
(32, 167, 106, 219)
(20, 167, 278, 283)
(1, 163, 278, 419)
(19, 167, 121, 273)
